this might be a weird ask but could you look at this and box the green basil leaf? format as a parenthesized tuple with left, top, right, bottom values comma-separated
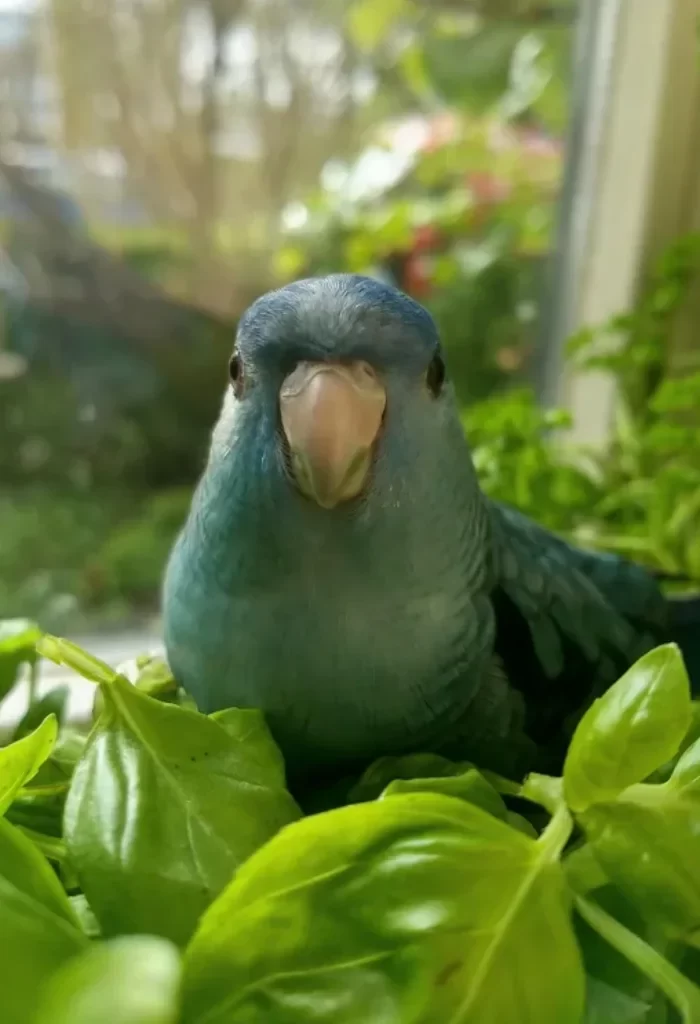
(580, 792, 700, 939)
(504, 811, 539, 838)
(0, 714, 57, 815)
(0, 816, 86, 1022)
(8, 729, 89, 846)
(583, 977, 658, 1024)
(564, 645, 691, 812)
(133, 657, 178, 698)
(348, 753, 475, 803)
(65, 672, 300, 945)
(0, 814, 80, 925)
(36, 935, 181, 1024)
(565, 843, 609, 897)
(577, 741, 700, 942)
(28, 727, 89, 792)
(6, 783, 66, 838)
(576, 893, 700, 1022)
(94, 657, 179, 721)
(69, 894, 101, 939)
(576, 886, 667, 1023)
(381, 767, 508, 820)
(0, 618, 41, 702)
(669, 736, 700, 793)
(210, 707, 287, 784)
(12, 684, 69, 742)
(15, 820, 79, 890)
(182, 793, 584, 1024)
(17, 823, 67, 863)
(647, 701, 700, 783)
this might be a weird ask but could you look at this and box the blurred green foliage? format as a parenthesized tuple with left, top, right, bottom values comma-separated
(0, 487, 191, 631)
(5, 225, 700, 633)
(1, 0, 580, 627)
(277, 0, 573, 404)
(4, 0, 700, 630)
(468, 233, 700, 584)
(0, 489, 132, 631)
(278, 123, 560, 404)
(87, 489, 192, 607)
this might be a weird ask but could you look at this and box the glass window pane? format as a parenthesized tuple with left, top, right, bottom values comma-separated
(0, 0, 579, 635)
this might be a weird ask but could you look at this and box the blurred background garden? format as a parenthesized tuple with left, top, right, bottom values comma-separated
(1, 0, 700, 637)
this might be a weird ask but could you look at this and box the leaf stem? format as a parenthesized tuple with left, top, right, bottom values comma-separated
(538, 801, 572, 860)
(36, 636, 115, 687)
(18, 824, 67, 864)
(521, 772, 564, 815)
(481, 770, 522, 798)
(27, 657, 39, 706)
(576, 895, 700, 1023)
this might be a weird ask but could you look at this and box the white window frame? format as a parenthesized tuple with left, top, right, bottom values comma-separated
(540, 0, 700, 446)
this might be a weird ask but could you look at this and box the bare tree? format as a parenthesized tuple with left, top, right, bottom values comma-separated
(42, 0, 366, 316)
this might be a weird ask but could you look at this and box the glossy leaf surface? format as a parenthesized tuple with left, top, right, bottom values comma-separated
(0, 618, 42, 701)
(183, 793, 583, 1024)
(0, 714, 57, 814)
(348, 753, 475, 804)
(65, 673, 300, 945)
(0, 816, 86, 1022)
(580, 743, 700, 940)
(36, 935, 181, 1024)
(564, 645, 691, 812)
(381, 767, 509, 820)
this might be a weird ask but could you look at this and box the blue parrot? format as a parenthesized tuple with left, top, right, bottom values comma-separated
(162, 274, 700, 786)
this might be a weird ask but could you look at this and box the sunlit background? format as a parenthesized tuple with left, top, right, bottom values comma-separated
(1, 0, 699, 659)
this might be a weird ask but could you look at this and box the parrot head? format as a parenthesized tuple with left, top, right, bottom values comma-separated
(214, 273, 471, 520)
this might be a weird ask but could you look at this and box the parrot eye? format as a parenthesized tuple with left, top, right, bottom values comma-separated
(426, 353, 445, 396)
(229, 352, 244, 398)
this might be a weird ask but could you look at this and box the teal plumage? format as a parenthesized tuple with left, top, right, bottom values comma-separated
(162, 274, 699, 787)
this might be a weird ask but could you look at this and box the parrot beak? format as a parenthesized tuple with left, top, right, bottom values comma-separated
(279, 360, 386, 509)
